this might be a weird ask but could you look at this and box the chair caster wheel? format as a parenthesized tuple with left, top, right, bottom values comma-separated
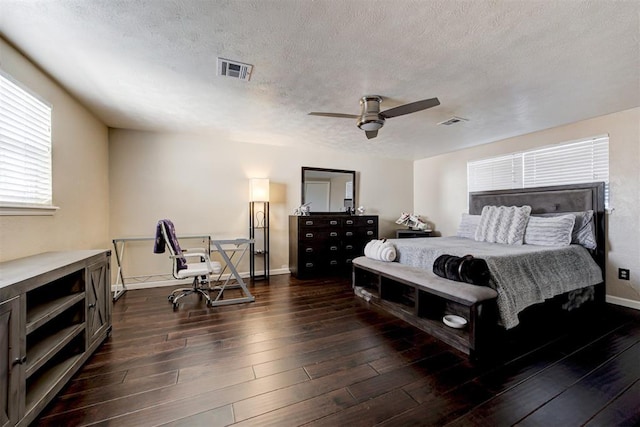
(172, 302, 178, 310)
(168, 295, 174, 302)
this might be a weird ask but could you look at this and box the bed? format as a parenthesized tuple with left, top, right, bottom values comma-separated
(352, 182, 606, 357)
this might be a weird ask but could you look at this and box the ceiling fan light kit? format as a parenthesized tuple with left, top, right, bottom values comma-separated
(309, 95, 440, 139)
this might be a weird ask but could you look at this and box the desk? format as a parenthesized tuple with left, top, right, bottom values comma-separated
(112, 236, 254, 303)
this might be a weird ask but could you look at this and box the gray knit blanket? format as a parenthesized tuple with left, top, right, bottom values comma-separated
(390, 237, 602, 329)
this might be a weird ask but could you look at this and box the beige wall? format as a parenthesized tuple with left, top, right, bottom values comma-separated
(414, 108, 640, 304)
(109, 129, 414, 279)
(0, 38, 110, 262)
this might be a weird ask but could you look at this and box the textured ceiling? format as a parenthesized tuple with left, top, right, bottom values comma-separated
(0, 0, 638, 160)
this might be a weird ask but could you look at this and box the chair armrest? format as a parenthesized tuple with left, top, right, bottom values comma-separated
(183, 247, 208, 253)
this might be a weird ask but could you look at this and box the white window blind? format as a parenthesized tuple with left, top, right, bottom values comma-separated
(468, 135, 609, 206)
(0, 72, 53, 208)
(467, 153, 523, 193)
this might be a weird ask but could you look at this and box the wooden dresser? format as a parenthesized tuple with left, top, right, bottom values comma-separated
(289, 215, 378, 279)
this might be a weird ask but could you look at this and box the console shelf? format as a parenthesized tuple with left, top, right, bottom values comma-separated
(0, 250, 112, 427)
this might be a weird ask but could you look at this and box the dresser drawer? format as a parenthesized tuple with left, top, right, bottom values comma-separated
(298, 218, 342, 228)
(300, 229, 341, 240)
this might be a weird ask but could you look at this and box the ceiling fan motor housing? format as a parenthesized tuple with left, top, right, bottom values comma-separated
(357, 95, 385, 131)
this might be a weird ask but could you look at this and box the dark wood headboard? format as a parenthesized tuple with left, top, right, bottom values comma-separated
(469, 182, 606, 275)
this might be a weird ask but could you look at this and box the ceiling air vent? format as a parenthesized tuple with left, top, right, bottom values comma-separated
(438, 116, 468, 126)
(217, 58, 253, 81)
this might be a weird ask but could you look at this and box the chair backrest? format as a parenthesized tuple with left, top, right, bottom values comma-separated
(157, 219, 187, 273)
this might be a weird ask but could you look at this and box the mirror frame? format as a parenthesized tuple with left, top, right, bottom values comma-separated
(301, 167, 356, 215)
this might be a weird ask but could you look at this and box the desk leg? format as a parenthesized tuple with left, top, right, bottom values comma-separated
(112, 240, 128, 302)
(209, 242, 255, 306)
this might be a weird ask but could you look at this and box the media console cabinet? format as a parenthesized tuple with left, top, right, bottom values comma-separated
(0, 250, 112, 427)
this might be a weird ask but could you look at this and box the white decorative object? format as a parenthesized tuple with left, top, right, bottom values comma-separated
(395, 212, 431, 231)
(443, 315, 468, 329)
(357, 206, 365, 215)
(294, 202, 311, 216)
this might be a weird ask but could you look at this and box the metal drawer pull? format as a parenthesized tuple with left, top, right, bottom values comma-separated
(12, 356, 26, 366)
(330, 260, 338, 265)
(330, 220, 338, 225)
(305, 248, 313, 253)
(367, 231, 374, 235)
(346, 220, 354, 225)
(305, 220, 314, 225)
(330, 232, 338, 237)
(346, 232, 353, 237)
(330, 246, 338, 251)
(367, 219, 374, 224)
(305, 262, 314, 268)
(305, 233, 314, 238)
(345, 245, 353, 250)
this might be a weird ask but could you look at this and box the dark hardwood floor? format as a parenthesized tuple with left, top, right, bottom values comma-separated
(35, 275, 640, 426)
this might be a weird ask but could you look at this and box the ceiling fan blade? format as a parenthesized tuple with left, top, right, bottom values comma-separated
(380, 97, 440, 119)
(308, 112, 359, 119)
(365, 130, 378, 139)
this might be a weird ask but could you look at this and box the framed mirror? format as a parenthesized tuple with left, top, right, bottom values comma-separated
(301, 167, 356, 214)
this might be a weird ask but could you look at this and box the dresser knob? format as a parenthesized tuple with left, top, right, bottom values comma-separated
(305, 248, 313, 253)
(305, 233, 313, 238)
(329, 260, 338, 265)
(305, 262, 314, 268)
(330, 232, 338, 237)
(367, 220, 374, 224)
(330, 220, 338, 225)
(330, 246, 338, 251)
(345, 245, 353, 250)
(346, 220, 354, 225)
(305, 220, 314, 225)
(367, 231, 373, 235)
(346, 232, 353, 237)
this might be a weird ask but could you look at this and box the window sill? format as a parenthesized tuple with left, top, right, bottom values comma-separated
(0, 204, 60, 216)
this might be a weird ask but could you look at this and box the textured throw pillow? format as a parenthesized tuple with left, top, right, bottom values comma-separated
(537, 210, 597, 249)
(456, 214, 481, 239)
(524, 214, 575, 246)
(475, 205, 532, 245)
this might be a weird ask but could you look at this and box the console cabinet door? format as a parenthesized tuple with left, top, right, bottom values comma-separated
(0, 297, 22, 427)
(86, 260, 110, 346)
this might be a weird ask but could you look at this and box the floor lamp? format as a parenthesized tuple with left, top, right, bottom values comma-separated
(249, 178, 270, 280)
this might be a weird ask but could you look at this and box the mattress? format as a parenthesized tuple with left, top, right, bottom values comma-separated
(389, 236, 603, 328)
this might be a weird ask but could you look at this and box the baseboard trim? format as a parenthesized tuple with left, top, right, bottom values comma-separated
(111, 268, 291, 291)
(606, 294, 640, 310)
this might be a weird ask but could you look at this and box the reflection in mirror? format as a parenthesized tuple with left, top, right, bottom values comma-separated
(302, 167, 356, 214)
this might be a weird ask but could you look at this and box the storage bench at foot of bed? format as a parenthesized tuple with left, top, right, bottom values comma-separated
(352, 257, 498, 358)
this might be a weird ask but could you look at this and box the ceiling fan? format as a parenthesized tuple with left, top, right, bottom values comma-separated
(309, 95, 440, 139)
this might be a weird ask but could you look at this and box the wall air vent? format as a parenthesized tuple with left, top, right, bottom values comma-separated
(438, 116, 468, 126)
(217, 58, 253, 81)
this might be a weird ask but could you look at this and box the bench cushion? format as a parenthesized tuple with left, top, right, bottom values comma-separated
(353, 257, 497, 304)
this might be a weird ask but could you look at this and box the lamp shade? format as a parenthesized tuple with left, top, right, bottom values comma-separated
(249, 178, 270, 202)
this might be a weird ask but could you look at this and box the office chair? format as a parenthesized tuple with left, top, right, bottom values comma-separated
(154, 219, 221, 309)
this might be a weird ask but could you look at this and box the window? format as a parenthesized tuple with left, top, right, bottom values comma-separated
(0, 71, 56, 215)
(468, 135, 609, 207)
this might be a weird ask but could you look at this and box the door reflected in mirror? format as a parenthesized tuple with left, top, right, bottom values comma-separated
(301, 167, 356, 214)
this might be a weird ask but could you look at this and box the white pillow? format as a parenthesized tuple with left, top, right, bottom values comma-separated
(524, 214, 575, 246)
(475, 205, 532, 245)
(456, 214, 481, 239)
(537, 210, 597, 249)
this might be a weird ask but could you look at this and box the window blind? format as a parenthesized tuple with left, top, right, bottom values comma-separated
(467, 135, 609, 206)
(0, 72, 53, 206)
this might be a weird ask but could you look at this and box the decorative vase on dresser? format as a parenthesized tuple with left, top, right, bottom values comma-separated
(289, 215, 378, 279)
